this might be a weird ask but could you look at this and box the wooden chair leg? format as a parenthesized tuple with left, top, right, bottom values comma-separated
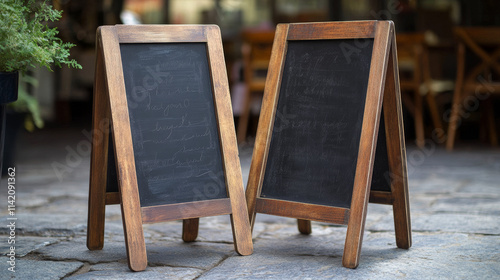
(446, 43, 465, 151)
(182, 218, 199, 242)
(425, 92, 446, 143)
(445, 96, 462, 151)
(297, 219, 312, 234)
(237, 89, 253, 144)
(480, 102, 489, 143)
(401, 92, 416, 118)
(421, 44, 445, 144)
(414, 91, 425, 148)
(485, 99, 498, 146)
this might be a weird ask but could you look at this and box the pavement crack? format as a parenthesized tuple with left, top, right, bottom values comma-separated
(62, 262, 91, 279)
(192, 253, 233, 279)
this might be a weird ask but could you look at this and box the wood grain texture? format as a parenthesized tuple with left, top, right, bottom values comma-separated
(100, 26, 147, 272)
(182, 218, 199, 242)
(141, 199, 231, 223)
(343, 21, 391, 269)
(206, 26, 253, 256)
(255, 198, 350, 225)
(115, 24, 207, 43)
(384, 26, 412, 249)
(245, 24, 289, 231)
(297, 219, 312, 234)
(87, 32, 110, 251)
(287, 21, 376, 40)
(368, 190, 394, 205)
(105, 192, 120, 205)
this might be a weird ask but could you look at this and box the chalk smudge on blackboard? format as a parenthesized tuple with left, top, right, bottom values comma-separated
(120, 43, 227, 207)
(261, 39, 374, 208)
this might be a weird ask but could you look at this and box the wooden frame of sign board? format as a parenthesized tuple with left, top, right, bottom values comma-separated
(87, 25, 253, 272)
(245, 21, 411, 269)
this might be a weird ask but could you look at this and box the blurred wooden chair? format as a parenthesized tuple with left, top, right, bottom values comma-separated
(397, 33, 452, 148)
(446, 27, 500, 150)
(236, 30, 275, 144)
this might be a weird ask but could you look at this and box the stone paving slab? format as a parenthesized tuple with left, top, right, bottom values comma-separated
(0, 213, 86, 237)
(36, 235, 235, 270)
(430, 196, 500, 214)
(0, 257, 83, 280)
(146, 241, 234, 269)
(65, 263, 203, 280)
(371, 213, 500, 235)
(0, 236, 61, 257)
(37, 237, 128, 264)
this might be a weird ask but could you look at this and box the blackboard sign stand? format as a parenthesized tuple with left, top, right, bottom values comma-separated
(245, 21, 411, 269)
(87, 25, 253, 271)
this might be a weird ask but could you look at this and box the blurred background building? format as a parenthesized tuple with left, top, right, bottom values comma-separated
(5, 0, 500, 173)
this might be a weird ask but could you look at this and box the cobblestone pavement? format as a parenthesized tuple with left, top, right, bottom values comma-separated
(0, 127, 499, 279)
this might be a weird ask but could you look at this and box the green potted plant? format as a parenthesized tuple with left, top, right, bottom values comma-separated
(0, 0, 82, 173)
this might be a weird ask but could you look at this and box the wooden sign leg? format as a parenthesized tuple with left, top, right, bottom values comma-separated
(384, 36, 412, 250)
(205, 26, 253, 256)
(228, 176, 253, 255)
(182, 218, 199, 242)
(87, 47, 109, 251)
(343, 21, 392, 269)
(297, 219, 312, 234)
(98, 26, 148, 272)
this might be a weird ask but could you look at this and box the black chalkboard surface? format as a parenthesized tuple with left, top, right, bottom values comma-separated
(260, 39, 374, 208)
(106, 132, 119, 193)
(371, 111, 392, 192)
(119, 43, 226, 207)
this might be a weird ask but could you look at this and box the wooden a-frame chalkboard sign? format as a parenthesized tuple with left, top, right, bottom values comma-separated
(245, 21, 411, 268)
(87, 25, 253, 271)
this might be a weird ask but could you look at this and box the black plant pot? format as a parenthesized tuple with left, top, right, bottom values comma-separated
(1, 71, 19, 176)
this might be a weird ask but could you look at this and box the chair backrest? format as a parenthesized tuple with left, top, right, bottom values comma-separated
(396, 33, 426, 62)
(455, 27, 500, 46)
(454, 27, 500, 81)
(241, 29, 275, 91)
(396, 33, 426, 89)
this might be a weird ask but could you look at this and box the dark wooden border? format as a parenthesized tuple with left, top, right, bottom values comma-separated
(105, 192, 120, 205)
(115, 24, 208, 43)
(87, 30, 111, 252)
(87, 25, 253, 272)
(369, 191, 394, 205)
(245, 24, 290, 229)
(97, 26, 147, 272)
(384, 28, 412, 249)
(287, 21, 377, 40)
(342, 20, 392, 268)
(141, 198, 232, 223)
(255, 198, 350, 225)
(245, 21, 411, 269)
(205, 26, 253, 255)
